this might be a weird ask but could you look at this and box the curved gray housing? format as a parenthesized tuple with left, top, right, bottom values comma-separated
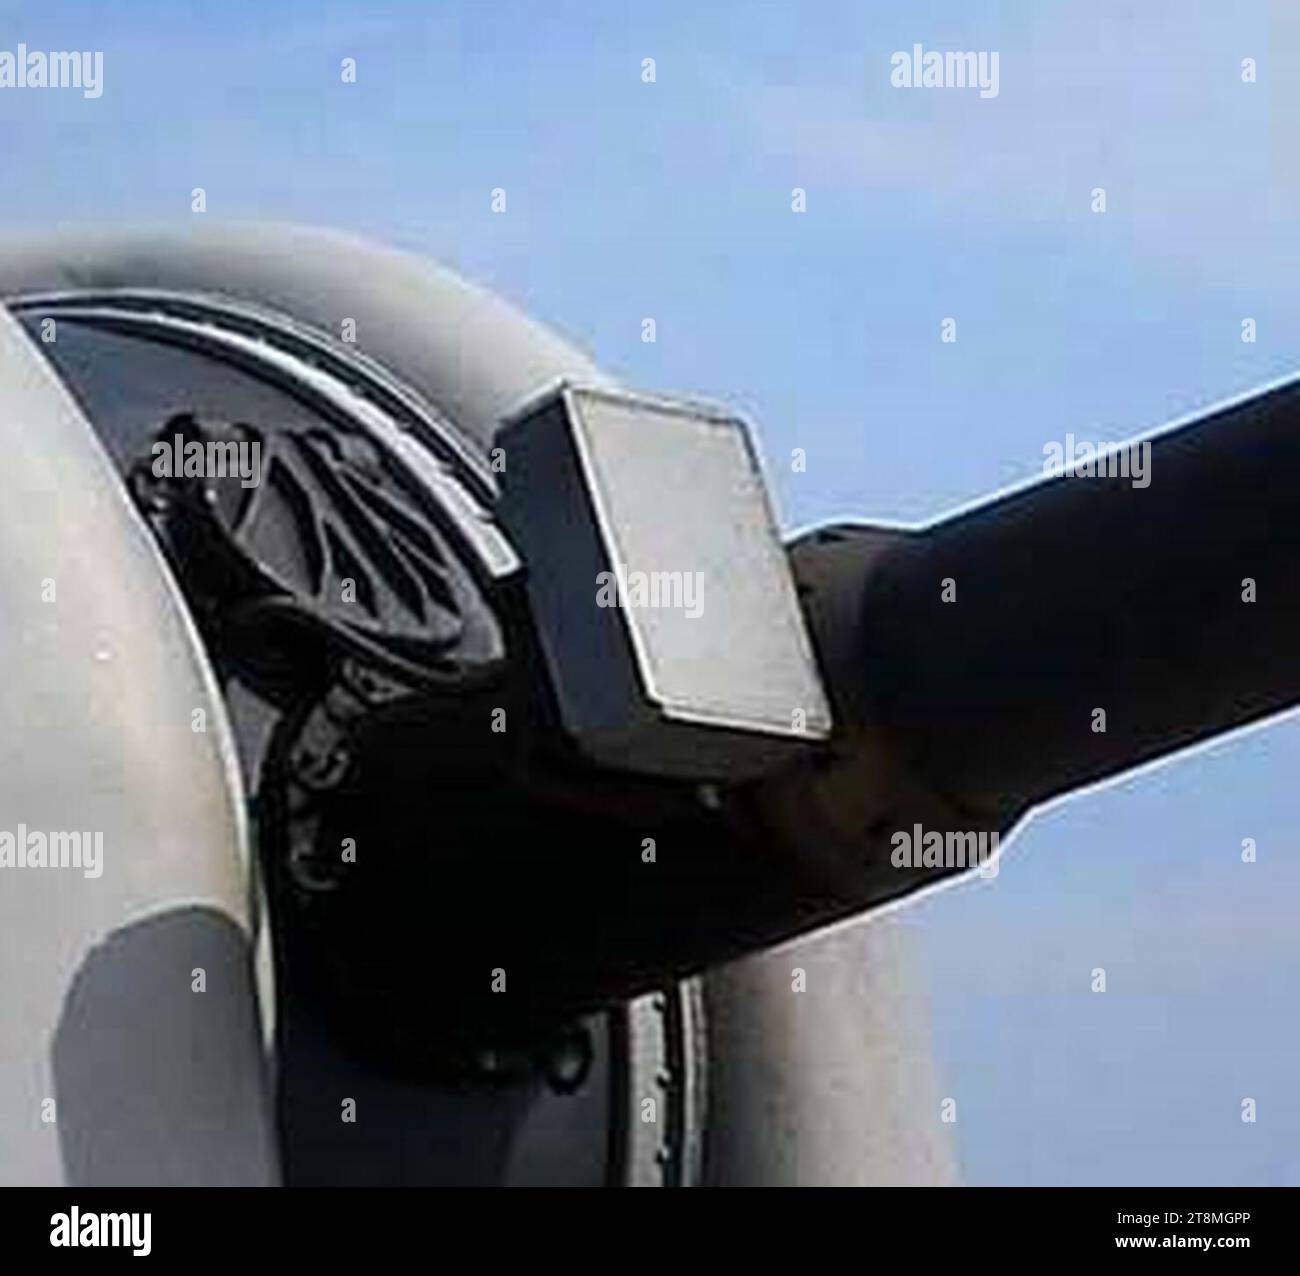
(0, 304, 277, 1185)
(0, 223, 609, 457)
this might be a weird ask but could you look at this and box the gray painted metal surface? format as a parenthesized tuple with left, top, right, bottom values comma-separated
(0, 305, 278, 1185)
(0, 223, 612, 459)
(497, 382, 831, 779)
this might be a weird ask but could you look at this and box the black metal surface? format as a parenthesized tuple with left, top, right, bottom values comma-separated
(855, 375, 1300, 824)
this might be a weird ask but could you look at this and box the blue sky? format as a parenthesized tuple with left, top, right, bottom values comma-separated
(3, 0, 1299, 1183)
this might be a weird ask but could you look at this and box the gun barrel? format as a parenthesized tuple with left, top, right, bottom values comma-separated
(853, 376, 1300, 823)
